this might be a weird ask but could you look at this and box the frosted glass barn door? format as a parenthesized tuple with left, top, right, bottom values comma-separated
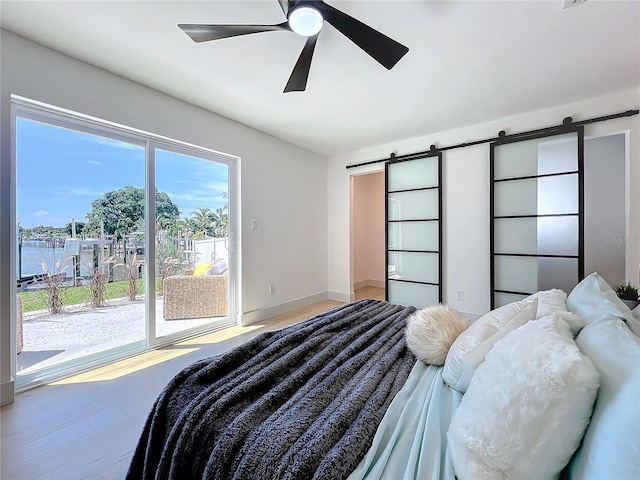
(490, 128, 584, 309)
(386, 153, 442, 307)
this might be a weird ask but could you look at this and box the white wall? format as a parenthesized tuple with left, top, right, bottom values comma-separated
(352, 172, 385, 288)
(584, 134, 626, 286)
(328, 89, 640, 316)
(0, 30, 327, 404)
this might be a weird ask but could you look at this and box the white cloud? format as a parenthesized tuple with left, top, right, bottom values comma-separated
(162, 177, 228, 213)
(87, 160, 103, 165)
(34, 210, 50, 217)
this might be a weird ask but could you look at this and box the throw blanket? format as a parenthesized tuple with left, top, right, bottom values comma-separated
(127, 299, 417, 480)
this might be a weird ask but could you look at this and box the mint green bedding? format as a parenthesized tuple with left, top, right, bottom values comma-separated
(348, 362, 461, 480)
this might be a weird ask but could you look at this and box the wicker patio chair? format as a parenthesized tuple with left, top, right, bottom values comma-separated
(162, 273, 228, 320)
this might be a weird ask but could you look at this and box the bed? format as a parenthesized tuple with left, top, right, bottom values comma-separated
(127, 274, 640, 480)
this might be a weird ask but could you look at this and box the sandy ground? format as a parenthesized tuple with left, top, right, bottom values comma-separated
(17, 297, 218, 375)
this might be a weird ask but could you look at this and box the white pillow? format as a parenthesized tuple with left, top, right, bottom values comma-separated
(405, 304, 470, 366)
(622, 311, 639, 337)
(526, 289, 584, 334)
(567, 273, 640, 337)
(442, 298, 537, 393)
(447, 315, 599, 480)
(565, 315, 640, 479)
(205, 260, 227, 275)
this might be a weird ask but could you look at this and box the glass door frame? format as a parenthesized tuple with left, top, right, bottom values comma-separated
(489, 126, 585, 309)
(146, 140, 238, 348)
(10, 95, 239, 390)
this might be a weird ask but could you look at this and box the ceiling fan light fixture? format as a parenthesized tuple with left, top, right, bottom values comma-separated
(288, 6, 323, 36)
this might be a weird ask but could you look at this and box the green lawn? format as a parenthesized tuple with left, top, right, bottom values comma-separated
(18, 279, 147, 313)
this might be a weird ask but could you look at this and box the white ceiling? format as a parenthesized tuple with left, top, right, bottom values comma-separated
(1, 1, 639, 156)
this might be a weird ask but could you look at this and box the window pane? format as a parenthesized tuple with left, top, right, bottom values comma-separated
(494, 174, 578, 216)
(16, 118, 146, 377)
(495, 256, 579, 294)
(155, 149, 230, 339)
(536, 256, 580, 293)
(388, 157, 438, 191)
(494, 256, 539, 294)
(388, 281, 439, 308)
(494, 292, 528, 308)
(494, 216, 578, 255)
(388, 251, 438, 284)
(494, 132, 578, 180)
(388, 189, 438, 221)
(388, 221, 438, 251)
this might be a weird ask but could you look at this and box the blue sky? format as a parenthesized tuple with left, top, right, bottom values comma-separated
(17, 118, 228, 228)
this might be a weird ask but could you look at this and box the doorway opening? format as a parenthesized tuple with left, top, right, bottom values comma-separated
(350, 171, 385, 302)
(584, 132, 628, 286)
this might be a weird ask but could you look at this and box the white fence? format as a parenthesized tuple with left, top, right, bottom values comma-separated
(193, 237, 229, 265)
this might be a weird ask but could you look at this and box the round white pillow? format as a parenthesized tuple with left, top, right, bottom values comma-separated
(406, 304, 470, 365)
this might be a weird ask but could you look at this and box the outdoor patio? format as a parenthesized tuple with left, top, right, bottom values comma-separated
(17, 297, 220, 376)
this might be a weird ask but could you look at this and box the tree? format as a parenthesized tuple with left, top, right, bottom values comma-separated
(166, 217, 191, 238)
(211, 206, 228, 238)
(65, 221, 85, 237)
(155, 190, 181, 230)
(191, 207, 214, 237)
(85, 186, 179, 240)
(187, 205, 228, 238)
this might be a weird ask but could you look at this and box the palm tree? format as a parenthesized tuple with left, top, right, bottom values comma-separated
(167, 218, 190, 238)
(191, 207, 214, 237)
(211, 207, 229, 238)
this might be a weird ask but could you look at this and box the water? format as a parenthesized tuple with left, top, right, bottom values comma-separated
(19, 244, 110, 278)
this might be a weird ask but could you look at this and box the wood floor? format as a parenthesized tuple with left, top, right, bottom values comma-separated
(0, 288, 383, 480)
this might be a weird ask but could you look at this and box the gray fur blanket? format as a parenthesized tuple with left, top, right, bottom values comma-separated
(127, 299, 416, 480)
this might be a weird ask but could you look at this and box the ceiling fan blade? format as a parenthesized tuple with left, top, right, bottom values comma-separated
(178, 22, 290, 43)
(315, 2, 408, 70)
(284, 34, 319, 93)
(277, 0, 291, 15)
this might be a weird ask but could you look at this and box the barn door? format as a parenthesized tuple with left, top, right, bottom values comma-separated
(386, 153, 442, 307)
(490, 127, 584, 309)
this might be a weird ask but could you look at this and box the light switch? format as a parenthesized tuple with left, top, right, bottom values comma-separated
(251, 220, 257, 230)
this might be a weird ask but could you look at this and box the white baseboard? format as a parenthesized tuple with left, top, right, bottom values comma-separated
(354, 279, 385, 290)
(241, 292, 330, 327)
(327, 291, 354, 303)
(1, 379, 15, 406)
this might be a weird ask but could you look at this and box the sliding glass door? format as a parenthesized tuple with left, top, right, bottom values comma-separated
(386, 153, 442, 307)
(15, 117, 148, 380)
(12, 97, 237, 388)
(152, 146, 234, 342)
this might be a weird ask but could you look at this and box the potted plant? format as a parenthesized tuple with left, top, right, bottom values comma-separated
(614, 282, 640, 310)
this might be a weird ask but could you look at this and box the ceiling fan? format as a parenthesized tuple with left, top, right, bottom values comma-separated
(178, 0, 409, 93)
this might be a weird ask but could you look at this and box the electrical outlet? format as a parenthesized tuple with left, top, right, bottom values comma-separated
(456, 290, 464, 301)
(269, 284, 275, 295)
